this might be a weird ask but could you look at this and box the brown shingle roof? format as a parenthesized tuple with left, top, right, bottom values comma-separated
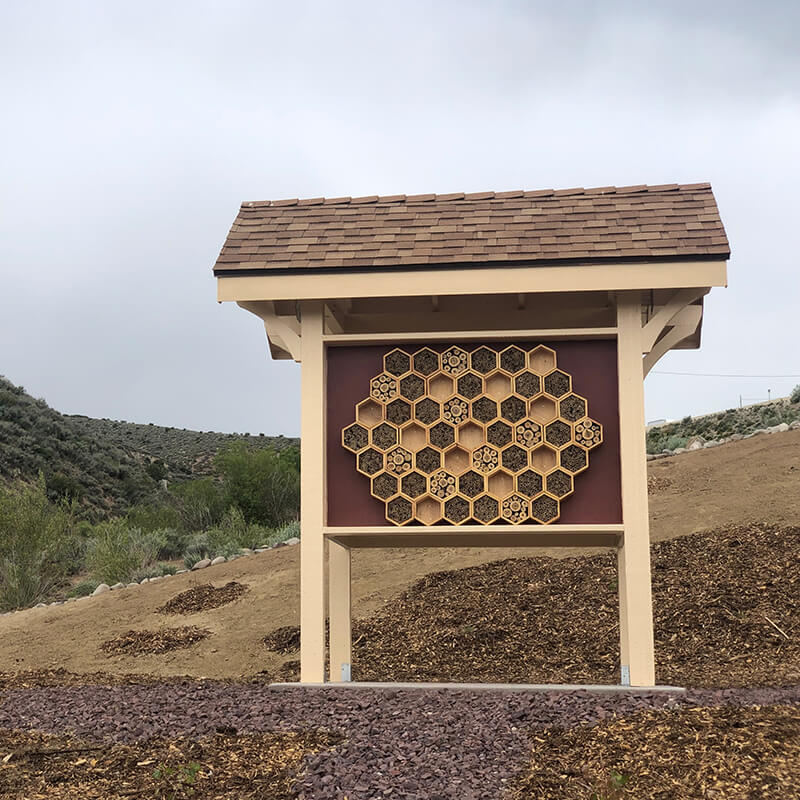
(213, 183, 729, 275)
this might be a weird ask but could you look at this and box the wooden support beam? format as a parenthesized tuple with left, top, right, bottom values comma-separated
(641, 289, 707, 352)
(642, 305, 703, 377)
(300, 302, 327, 683)
(328, 540, 352, 681)
(616, 293, 656, 686)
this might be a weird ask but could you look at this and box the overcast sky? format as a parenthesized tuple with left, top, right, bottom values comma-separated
(1, 1, 798, 436)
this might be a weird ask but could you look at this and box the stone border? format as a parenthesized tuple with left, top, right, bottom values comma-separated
(0, 537, 300, 617)
(646, 420, 800, 461)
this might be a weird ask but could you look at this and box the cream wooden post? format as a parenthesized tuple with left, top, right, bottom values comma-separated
(300, 301, 327, 683)
(616, 293, 656, 686)
(328, 540, 352, 681)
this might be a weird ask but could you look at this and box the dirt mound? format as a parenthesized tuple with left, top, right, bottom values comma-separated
(348, 523, 799, 686)
(263, 625, 301, 654)
(157, 582, 248, 615)
(510, 705, 800, 799)
(101, 628, 211, 657)
(0, 726, 339, 800)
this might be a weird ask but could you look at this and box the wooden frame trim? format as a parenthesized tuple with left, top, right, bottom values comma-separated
(218, 260, 728, 303)
(323, 327, 617, 344)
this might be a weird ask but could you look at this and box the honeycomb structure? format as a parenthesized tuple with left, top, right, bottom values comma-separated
(341, 345, 603, 526)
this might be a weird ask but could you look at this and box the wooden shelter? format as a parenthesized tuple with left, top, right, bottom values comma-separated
(213, 183, 729, 686)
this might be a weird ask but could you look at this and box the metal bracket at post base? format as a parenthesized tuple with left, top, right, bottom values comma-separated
(620, 665, 630, 686)
(341, 662, 352, 682)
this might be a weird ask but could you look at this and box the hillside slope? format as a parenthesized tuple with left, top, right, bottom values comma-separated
(1, 428, 798, 681)
(647, 396, 800, 453)
(0, 376, 295, 516)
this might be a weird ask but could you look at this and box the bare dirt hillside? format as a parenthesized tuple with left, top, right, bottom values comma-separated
(1, 429, 798, 680)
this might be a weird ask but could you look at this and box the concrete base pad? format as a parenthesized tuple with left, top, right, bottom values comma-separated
(270, 681, 686, 693)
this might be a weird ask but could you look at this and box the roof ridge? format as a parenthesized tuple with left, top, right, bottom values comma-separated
(240, 182, 713, 209)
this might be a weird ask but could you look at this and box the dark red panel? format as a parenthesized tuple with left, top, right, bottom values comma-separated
(326, 340, 622, 527)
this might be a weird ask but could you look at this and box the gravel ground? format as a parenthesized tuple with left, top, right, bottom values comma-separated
(1, 683, 798, 799)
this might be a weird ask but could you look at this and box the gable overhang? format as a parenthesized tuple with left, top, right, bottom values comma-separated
(216, 257, 727, 304)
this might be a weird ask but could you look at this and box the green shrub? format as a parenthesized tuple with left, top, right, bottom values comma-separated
(151, 527, 188, 560)
(0, 477, 81, 611)
(67, 579, 98, 598)
(215, 443, 300, 527)
(125, 500, 181, 533)
(158, 563, 178, 576)
(86, 520, 161, 585)
(172, 478, 225, 531)
(791, 384, 800, 404)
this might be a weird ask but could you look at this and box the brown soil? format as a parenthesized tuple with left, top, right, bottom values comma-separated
(0, 429, 798, 681)
(100, 628, 211, 657)
(157, 582, 248, 615)
(0, 727, 340, 800)
(509, 705, 800, 800)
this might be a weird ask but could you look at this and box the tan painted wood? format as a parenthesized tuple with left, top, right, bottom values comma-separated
(616, 294, 656, 686)
(217, 259, 728, 303)
(642, 305, 704, 377)
(323, 327, 617, 344)
(299, 302, 327, 682)
(641, 289, 707, 352)
(328, 540, 352, 681)
(326, 532, 620, 548)
(237, 300, 302, 361)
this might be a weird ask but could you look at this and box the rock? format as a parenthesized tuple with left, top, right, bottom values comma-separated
(192, 559, 212, 570)
(284, 537, 300, 546)
(35, 603, 47, 608)
(240, 548, 254, 556)
(140, 578, 150, 584)
(92, 584, 110, 596)
(255, 548, 268, 553)
(176, 569, 188, 574)
(126, 583, 139, 588)
(210, 556, 227, 566)
(703, 440, 719, 449)
(111, 582, 125, 590)
(687, 439, 704, 451)
(730, 433, 744, 441)
(790, 420, 800, 429)
(150, 576, 164, 582)
(746, 429, 766, 438)
(673, 447, 688, 455)
(226, 555, 240, 562)
(767, 423, 789, 434)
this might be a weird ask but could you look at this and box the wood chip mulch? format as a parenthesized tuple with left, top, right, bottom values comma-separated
(100, 627, 211, 657)
(0, 726, 341, 800)
(263, 626, 302, 655)
(318, 523, 797, 687)
(157, 582, 248, 615)
(509, 704, 800, 800)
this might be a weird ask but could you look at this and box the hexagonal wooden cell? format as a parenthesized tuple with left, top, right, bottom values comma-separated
(384, 349, 411, 377)
(414, 495, 443, 525)
(457, 372, 483, 399)
(529, 345, 556, 374)
(356, 399, 383, 426)
(441, 346, 469, 376)
(443, 494, 471, 524)
(485, 372, 512, 400)
(371, 471, 399, 500)
(501, 493, 530, 525)
(400, 422, 427, 451)
(457, 421, 484, 449)
(444, 444, 471, 475)
(342, 422, 369, 453)
(472, 494, 500, 523)
(487, 469, 514, 498)
(529, 395, 557, 424)
(343, 342, 604, 525)
(428, 373, 455, 401)
(530, 493, 560, 524)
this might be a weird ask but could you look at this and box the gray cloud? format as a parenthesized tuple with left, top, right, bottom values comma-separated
(1, 0, 798, 434)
